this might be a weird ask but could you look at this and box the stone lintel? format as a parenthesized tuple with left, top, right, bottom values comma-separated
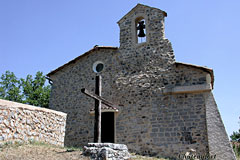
(163, 84, 212, 95)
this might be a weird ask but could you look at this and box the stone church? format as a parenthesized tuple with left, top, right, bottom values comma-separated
(47, 4, 235, 160)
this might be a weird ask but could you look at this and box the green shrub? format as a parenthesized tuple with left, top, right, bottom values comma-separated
(232, 142, 240, 157)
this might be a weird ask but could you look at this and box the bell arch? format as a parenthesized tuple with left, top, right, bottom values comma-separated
(131, 14, 149, 45)
(135, 17, 146, 44)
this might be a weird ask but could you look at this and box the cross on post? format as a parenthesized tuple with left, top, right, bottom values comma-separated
(81, 75, 118, 143)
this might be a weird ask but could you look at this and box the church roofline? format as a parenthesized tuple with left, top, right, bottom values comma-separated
(175, 62, 214, 88)
(117, 3, 167, 25)
(47, 46, 118, 77)
(47, 48, 214, 88)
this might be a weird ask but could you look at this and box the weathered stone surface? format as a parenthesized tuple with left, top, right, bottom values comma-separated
(205, 92, 236, 160)
(47, 3, 235, 160)
(83, 143, 131, 160)
(0, 99, 67, 146)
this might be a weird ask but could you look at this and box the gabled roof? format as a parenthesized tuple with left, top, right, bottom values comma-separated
(117, 3, 167, 24)
(175, 62, 214, 88)
(47, 46, 118, 77)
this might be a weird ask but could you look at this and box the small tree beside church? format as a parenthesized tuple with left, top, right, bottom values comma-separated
(0, 71, 50, 108)
(231, 129, 240, 142)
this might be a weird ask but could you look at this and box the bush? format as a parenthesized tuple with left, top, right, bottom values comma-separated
(232, 142, 240, 157)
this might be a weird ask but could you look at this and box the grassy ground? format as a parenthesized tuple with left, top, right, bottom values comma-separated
(0, 141, 168, 160)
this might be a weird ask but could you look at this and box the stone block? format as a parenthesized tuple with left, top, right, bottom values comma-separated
(83, 143, 131, 160)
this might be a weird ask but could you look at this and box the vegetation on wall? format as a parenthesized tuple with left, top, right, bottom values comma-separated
(231, 117, 240, 158)
(0, 71, 51, 108)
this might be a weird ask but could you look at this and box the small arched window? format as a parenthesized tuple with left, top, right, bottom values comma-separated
(136, 18, 146, 44)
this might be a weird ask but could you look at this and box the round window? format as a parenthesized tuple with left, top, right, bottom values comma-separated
(93, 61, 104, 73)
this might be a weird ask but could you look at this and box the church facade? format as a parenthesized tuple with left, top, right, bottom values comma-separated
(47, 4, 235, 159)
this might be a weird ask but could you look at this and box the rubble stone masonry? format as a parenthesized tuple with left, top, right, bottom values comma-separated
(47, 4, 236, 159)
(0, 99, 67, 146)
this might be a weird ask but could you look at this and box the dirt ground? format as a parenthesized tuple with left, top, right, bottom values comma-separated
(1, 141, 239, 160)
(0, 144, 89, 160)
(0, 142, 165, 160)
(1, 143, 239, 160)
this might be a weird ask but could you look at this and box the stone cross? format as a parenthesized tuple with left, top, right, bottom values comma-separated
(81, 75, 118, 143)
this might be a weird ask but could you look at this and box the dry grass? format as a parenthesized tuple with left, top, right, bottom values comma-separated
(0, 141, 168, 160)
(2, 141, 239, 160)
(130, 153, 169, 160)
(0, 141, 88, 160)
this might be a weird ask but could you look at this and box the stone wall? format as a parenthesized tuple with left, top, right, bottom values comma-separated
(49, 48, 118, 147)
(114, 5, 210, 158)
(47, 4, 235, 159)
(0, 99, 67, 146)
(48, 43, 211, 158)
(205, 92, 236, 160)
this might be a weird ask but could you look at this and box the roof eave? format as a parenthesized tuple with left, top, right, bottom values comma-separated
(175, 62, 214, 89)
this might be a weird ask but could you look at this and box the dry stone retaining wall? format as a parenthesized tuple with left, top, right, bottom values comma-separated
(0, 99, 67, 146)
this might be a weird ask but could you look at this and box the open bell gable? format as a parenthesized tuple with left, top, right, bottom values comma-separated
(118, 4, 167, 48)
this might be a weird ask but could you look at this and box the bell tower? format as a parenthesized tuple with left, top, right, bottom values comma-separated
(116, 4, 174, 67)
(117, 4, 167, 49)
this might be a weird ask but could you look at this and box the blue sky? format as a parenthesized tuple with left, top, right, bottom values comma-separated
(0, 0, 239, 137)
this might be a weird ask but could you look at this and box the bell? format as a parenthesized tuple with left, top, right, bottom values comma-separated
(137, 21, 146, 37)
(138, 29, 145, 37)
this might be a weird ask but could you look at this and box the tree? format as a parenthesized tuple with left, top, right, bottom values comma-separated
(0, 71, 51, 108)
(21, 71, 50, 108)
(231, 117, 240, 142)
(0, 71, 23, 103)
(231, 118, 240, 157)
(231, 129, 240, 142)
